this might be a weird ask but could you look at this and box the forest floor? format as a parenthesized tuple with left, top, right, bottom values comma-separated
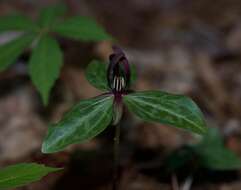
(0, 0, 241, 190)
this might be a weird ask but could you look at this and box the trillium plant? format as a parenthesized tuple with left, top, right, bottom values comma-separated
(41, 46, 207, 189)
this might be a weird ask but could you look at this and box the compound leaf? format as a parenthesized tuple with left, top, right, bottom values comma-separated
(29, 35, 63, 105)
(38, 4, 66, 28)
(0, 14, 36, 32)
(0, 34, 35, 71)
(53, 16, 111, 41)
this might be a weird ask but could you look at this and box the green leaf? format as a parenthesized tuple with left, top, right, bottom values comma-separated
(85, 60, 137, 91)
(29, 35, 63, 105)
(165, 146, 195, 171)
(42, 95, 114, 153)
(130, 64, 137, 85)
(198, 127, 223, 147)
(0, 34, 35, 71)
(195, 128, 241, 170)
(85, 60, 109, 91)
(38, 4, 66, 28)
(123, 91, 207, 135)
(198, 147, 241, 170)
(0, 163, 61, 190)
(0, 14, 37, 32)
(52, 16, 112, 41)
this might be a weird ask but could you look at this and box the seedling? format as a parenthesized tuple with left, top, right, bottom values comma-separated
(0, 4, 111, 105)
(195, 127, 241, 170)
(41, 46, 207, 189)
(162, 128, 241, 188)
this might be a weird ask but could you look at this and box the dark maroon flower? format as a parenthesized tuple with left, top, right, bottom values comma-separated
(107, 46, 130, 94)
(107, 46, 131, 124)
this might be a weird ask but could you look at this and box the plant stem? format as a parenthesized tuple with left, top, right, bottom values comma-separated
(112, 123, 121, 190)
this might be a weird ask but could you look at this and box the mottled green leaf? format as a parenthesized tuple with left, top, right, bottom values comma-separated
(38, 4, 66, 28)
(0, 34, 35, 71)
(53, 16, 111, 41)
(0, 163, 61, 190)
(85, 60, 137, 91)
(0, 14, 37, 32)
(195, 128, 241, 170)
(29, 35, 63, 105)
(42, 95, 114, 153)
(123, 91, 207, 134)
(85, 60, 109, 91)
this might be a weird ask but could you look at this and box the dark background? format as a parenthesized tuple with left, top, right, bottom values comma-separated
(0, 0, 241, 189)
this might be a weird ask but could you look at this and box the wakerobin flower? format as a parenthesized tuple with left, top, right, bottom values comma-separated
(42, 46, 207, 153)
(107, 46, 130, 93)
(107, 46, 131, 125)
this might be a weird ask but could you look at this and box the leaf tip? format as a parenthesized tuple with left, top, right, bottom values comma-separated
(42, 97, 49, 107)
(193, 122, 208, 136)
(41, 142, 50, 154)
(38, 89, 50, 106)
(48, 166, 64, 172)
(41, 139, 55, 154)
(198, 120, 209, 135)
(199, 127, 208, 135)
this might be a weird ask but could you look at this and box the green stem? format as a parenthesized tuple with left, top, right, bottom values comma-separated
(112, 123, 121, 190)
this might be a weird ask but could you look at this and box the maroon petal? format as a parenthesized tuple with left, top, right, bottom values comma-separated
(107, 46, 131, 93)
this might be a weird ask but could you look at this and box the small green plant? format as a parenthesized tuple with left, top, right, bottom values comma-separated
(0, 4, 111, 105)
(0, 163, 61, 189)
(41, 46, 207, 189)
(166, 127, 241, 172)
